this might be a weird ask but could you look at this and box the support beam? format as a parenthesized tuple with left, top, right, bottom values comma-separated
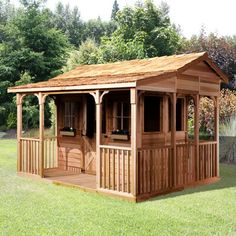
(163, 95, 169, 145)
(194, 95, 200, 181)
(95, 90, 101, 188)
(16, 93, 25, 172)
(185, 97, 190, 143)
(170, 93, 176, 187)
(214, 96, 219, 177)
(137, 91, 144, 148)
(130, 88, 138, 196)
(90, 90, 109, 189)
(37, 92, 47, 177)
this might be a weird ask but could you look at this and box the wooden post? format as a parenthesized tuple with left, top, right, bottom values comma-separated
(214, 96, 219, 177)
(90, 90, 109, 189)
(171, 93, 176, 187)
(163, 95, 169, 145)
(194, 95, 200, 181)
(130, 88, 137, 196)
(136, 92, 142, 149)
(185, 97, 189, 144)
(38, 93, 46, 177)
(95, 90, 102, 188)
(16, 93, 24, 172)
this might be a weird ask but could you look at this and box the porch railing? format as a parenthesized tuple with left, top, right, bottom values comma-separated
(19, 137, 58, 175)
(20, 138, 40, 175)
(100, 145, 132, 193)
(44, 137, 58, 169)
(137, 141, 218, 196)
(199, 141, 217, 180)
(176, 143, 195, 186)
(137, 146, 172, 195)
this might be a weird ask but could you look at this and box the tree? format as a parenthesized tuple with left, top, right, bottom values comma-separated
(99, 32, 146, 62)
(53, 2, 84, 47)
(82, 17, 116, 44)
(63, 39, 100, 71)
(111, 0, 119, 20)
(99, 0, 182, 62)
(0, 0, 70, 129)
(182, 30, 236, 88)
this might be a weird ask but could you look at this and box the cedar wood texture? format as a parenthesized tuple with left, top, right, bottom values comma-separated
(9, 52, 227, 201)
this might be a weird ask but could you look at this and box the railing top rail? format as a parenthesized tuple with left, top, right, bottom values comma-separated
(100, 145, 132, 151)
(44, 136, 57, 140)
(138, 146, 172, 151)
(199, 141, 217, 145)
(20, 137, 40, 142)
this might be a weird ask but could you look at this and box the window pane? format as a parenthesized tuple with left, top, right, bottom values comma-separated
(123, 103, 129, 116)
(117, 103, 121, 116)
(117, 118, 122, 130)
(102, 103, 106, 134)
(168, 98, 171, 131)
(144, 96, 161, 132)
(64, 102, 75, 128)
(176, 98, 183, 131)
(123, 118, 129, 131)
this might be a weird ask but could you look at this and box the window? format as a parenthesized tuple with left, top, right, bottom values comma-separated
(176, 98, 184, 131)
(86, 95, 95, 138)
(64, 102, 75, 128)
(168, 98, 184, 131)
(113, 102, 130, 131)
(102, 101, 106, 134)
(144, 96, 161, 132)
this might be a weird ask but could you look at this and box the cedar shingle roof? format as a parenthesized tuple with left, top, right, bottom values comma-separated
(8, 52, 227, 93)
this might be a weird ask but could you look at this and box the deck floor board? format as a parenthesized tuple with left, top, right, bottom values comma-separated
(44, 169, 96, 190)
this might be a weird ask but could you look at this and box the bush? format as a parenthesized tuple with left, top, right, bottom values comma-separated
(188, 89, 236, 136)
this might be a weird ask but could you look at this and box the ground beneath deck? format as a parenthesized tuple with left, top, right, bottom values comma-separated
(44, 169, 96, 190)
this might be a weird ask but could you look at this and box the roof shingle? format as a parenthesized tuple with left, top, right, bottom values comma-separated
(8, 52, 227, 93)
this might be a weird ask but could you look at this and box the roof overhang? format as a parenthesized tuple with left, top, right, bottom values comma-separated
(8, 82, 137, 94)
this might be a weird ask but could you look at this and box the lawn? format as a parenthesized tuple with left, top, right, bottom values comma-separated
(0, 140, 236, 235)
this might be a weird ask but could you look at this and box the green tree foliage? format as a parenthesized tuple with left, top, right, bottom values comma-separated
(99, 33, 146, 62)
(53, 2, 83, 47)
(182, 31, 236, 88)
(63, 39, 99, 71)
(82, 18, 116, 44)
(99, 0, 182, 62)
(0, 0, 69, 129)
(111, 0, 119, 20)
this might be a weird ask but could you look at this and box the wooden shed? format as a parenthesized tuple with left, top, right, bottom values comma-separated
(8, 52, 227, 201)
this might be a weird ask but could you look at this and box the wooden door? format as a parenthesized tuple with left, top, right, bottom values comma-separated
(82, 95, 96, 174)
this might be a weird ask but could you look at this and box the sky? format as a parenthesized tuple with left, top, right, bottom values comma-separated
(11, 0, 236, 38)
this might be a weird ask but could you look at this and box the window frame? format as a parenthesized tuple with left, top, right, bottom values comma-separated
(143, 95, 163, 133)
(112, 101, 130, 132)
(64, 101, 76, 128)
(176, 97, 185, 132)
(168, 97, 185, 132)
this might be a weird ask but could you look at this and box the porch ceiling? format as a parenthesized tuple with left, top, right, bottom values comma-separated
(8, 52, 228, 93)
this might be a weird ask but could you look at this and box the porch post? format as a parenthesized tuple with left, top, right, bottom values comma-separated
(214, 96, 219, 177)
(16, 93, 24, 172)
(194, 95, 200, 181)
(130, 88, 137, 196)
(38, 92, 46, 177)
(95, 90, 102, 188)
(171, 93, 176, 187)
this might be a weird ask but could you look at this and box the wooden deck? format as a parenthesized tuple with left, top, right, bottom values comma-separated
(44, 168, 96, 190)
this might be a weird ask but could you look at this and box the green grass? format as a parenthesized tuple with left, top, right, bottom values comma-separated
(0, 140, 236, 235)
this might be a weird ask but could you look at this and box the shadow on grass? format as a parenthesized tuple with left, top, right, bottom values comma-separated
(148, 163, 236, 202)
